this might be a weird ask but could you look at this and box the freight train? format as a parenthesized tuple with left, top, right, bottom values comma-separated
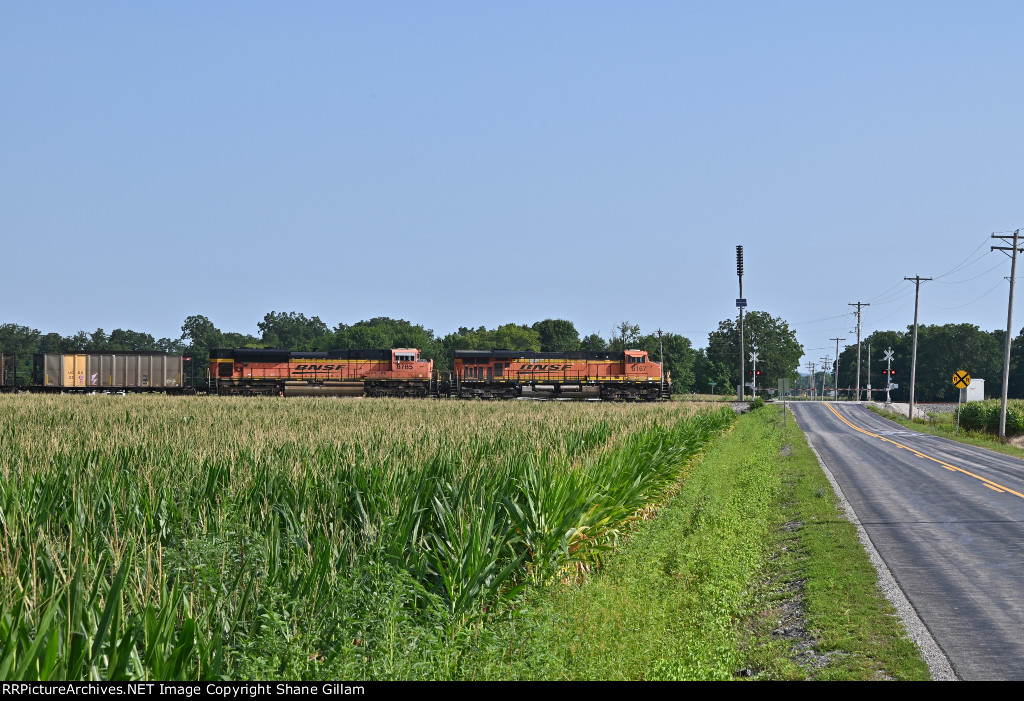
(0, 347, 671, 400)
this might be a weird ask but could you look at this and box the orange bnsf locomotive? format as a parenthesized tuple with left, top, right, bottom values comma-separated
(450, 349, 670, 401)
(210, 347, 436, 397)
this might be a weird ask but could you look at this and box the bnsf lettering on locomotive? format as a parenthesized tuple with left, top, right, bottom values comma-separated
(519, 364, 573, 371)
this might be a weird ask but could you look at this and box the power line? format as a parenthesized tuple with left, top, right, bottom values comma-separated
(938, 278, 1007, 310)
(934, 235, 994, 279)
(792, 311, 855, 326)
(868, 298, 916, 326)
(934, 259, 1005, 285)
(867, 279, 909, 303)
(869, 288, 915, 306)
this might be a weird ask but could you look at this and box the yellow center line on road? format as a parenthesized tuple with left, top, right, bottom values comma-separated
(823, 402, 1024, 500)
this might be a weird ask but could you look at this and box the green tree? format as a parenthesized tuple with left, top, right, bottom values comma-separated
(258, 311, 329, 349)
(693, 349, 731, 395)
(87, 328, 109, 350)
(489, 323, 541, 351)
(0, 323, 41, 384)
(329, 318, 437, 351)
(442, 324, 541, 353)
(532, 319, 581, 352)
(580, 333, 607, 351)
(609, 321, 641, 351)
(157, 337, 186, 353)
(181, 315, 222, 351)
(705, 311, 803, 395)
(38, 332, 72, 354)
(179, 315, 225, 386)
(637, 332, 696, 394)
(220, 332, 261, 349)
(107, 329, 159, 351)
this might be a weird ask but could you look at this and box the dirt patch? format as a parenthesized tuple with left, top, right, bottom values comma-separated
(770, 576, 845, 672)
(780, 444, 793, 457)
(746, 519, 846, 678)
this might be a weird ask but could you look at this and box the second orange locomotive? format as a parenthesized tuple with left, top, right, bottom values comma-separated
(450, 349, 670, 401)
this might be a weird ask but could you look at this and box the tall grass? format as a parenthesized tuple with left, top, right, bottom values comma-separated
(955, 398, 1024, 436)
(0, 396, 731, 680)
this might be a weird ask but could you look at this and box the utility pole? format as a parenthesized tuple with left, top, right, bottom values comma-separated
(848, 302, 869, 401)
(820, 356, 831, 399)
(807, 362, 816, 400)
(737, 246, 745, 400)
(830, 337, 845, 401)
(904, 276, 932, 420)
(867, 342, 872, 403)
(991, 230, 1022, 438)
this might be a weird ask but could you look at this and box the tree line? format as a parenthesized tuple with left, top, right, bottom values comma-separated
(832, 324, 1024, 402)
(0, 311, 806, 395)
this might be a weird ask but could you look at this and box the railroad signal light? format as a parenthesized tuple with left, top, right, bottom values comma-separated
(756, 370, 761, 375)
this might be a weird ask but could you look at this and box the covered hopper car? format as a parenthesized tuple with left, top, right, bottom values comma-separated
(209, 347, 437, 397)
(448, 348, 670, 401)
(30, 352, 192, 393)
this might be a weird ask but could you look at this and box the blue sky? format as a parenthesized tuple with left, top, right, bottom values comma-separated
(2, 2, 1022, 365)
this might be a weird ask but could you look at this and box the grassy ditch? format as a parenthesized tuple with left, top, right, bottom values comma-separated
(452, 405, 930, 680)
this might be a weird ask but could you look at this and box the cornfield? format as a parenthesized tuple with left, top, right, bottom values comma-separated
(0, 395, 732, 680)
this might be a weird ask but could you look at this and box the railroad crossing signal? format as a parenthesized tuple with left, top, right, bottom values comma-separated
(883, 347, 895, 403)
(952, 370, 971, 389)
(749, 352, 759, 363)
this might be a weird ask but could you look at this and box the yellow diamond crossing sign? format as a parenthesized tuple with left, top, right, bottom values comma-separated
(952, 370, 971, 389)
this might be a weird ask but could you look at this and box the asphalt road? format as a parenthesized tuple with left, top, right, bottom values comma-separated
(789, 402, 1024, 681)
